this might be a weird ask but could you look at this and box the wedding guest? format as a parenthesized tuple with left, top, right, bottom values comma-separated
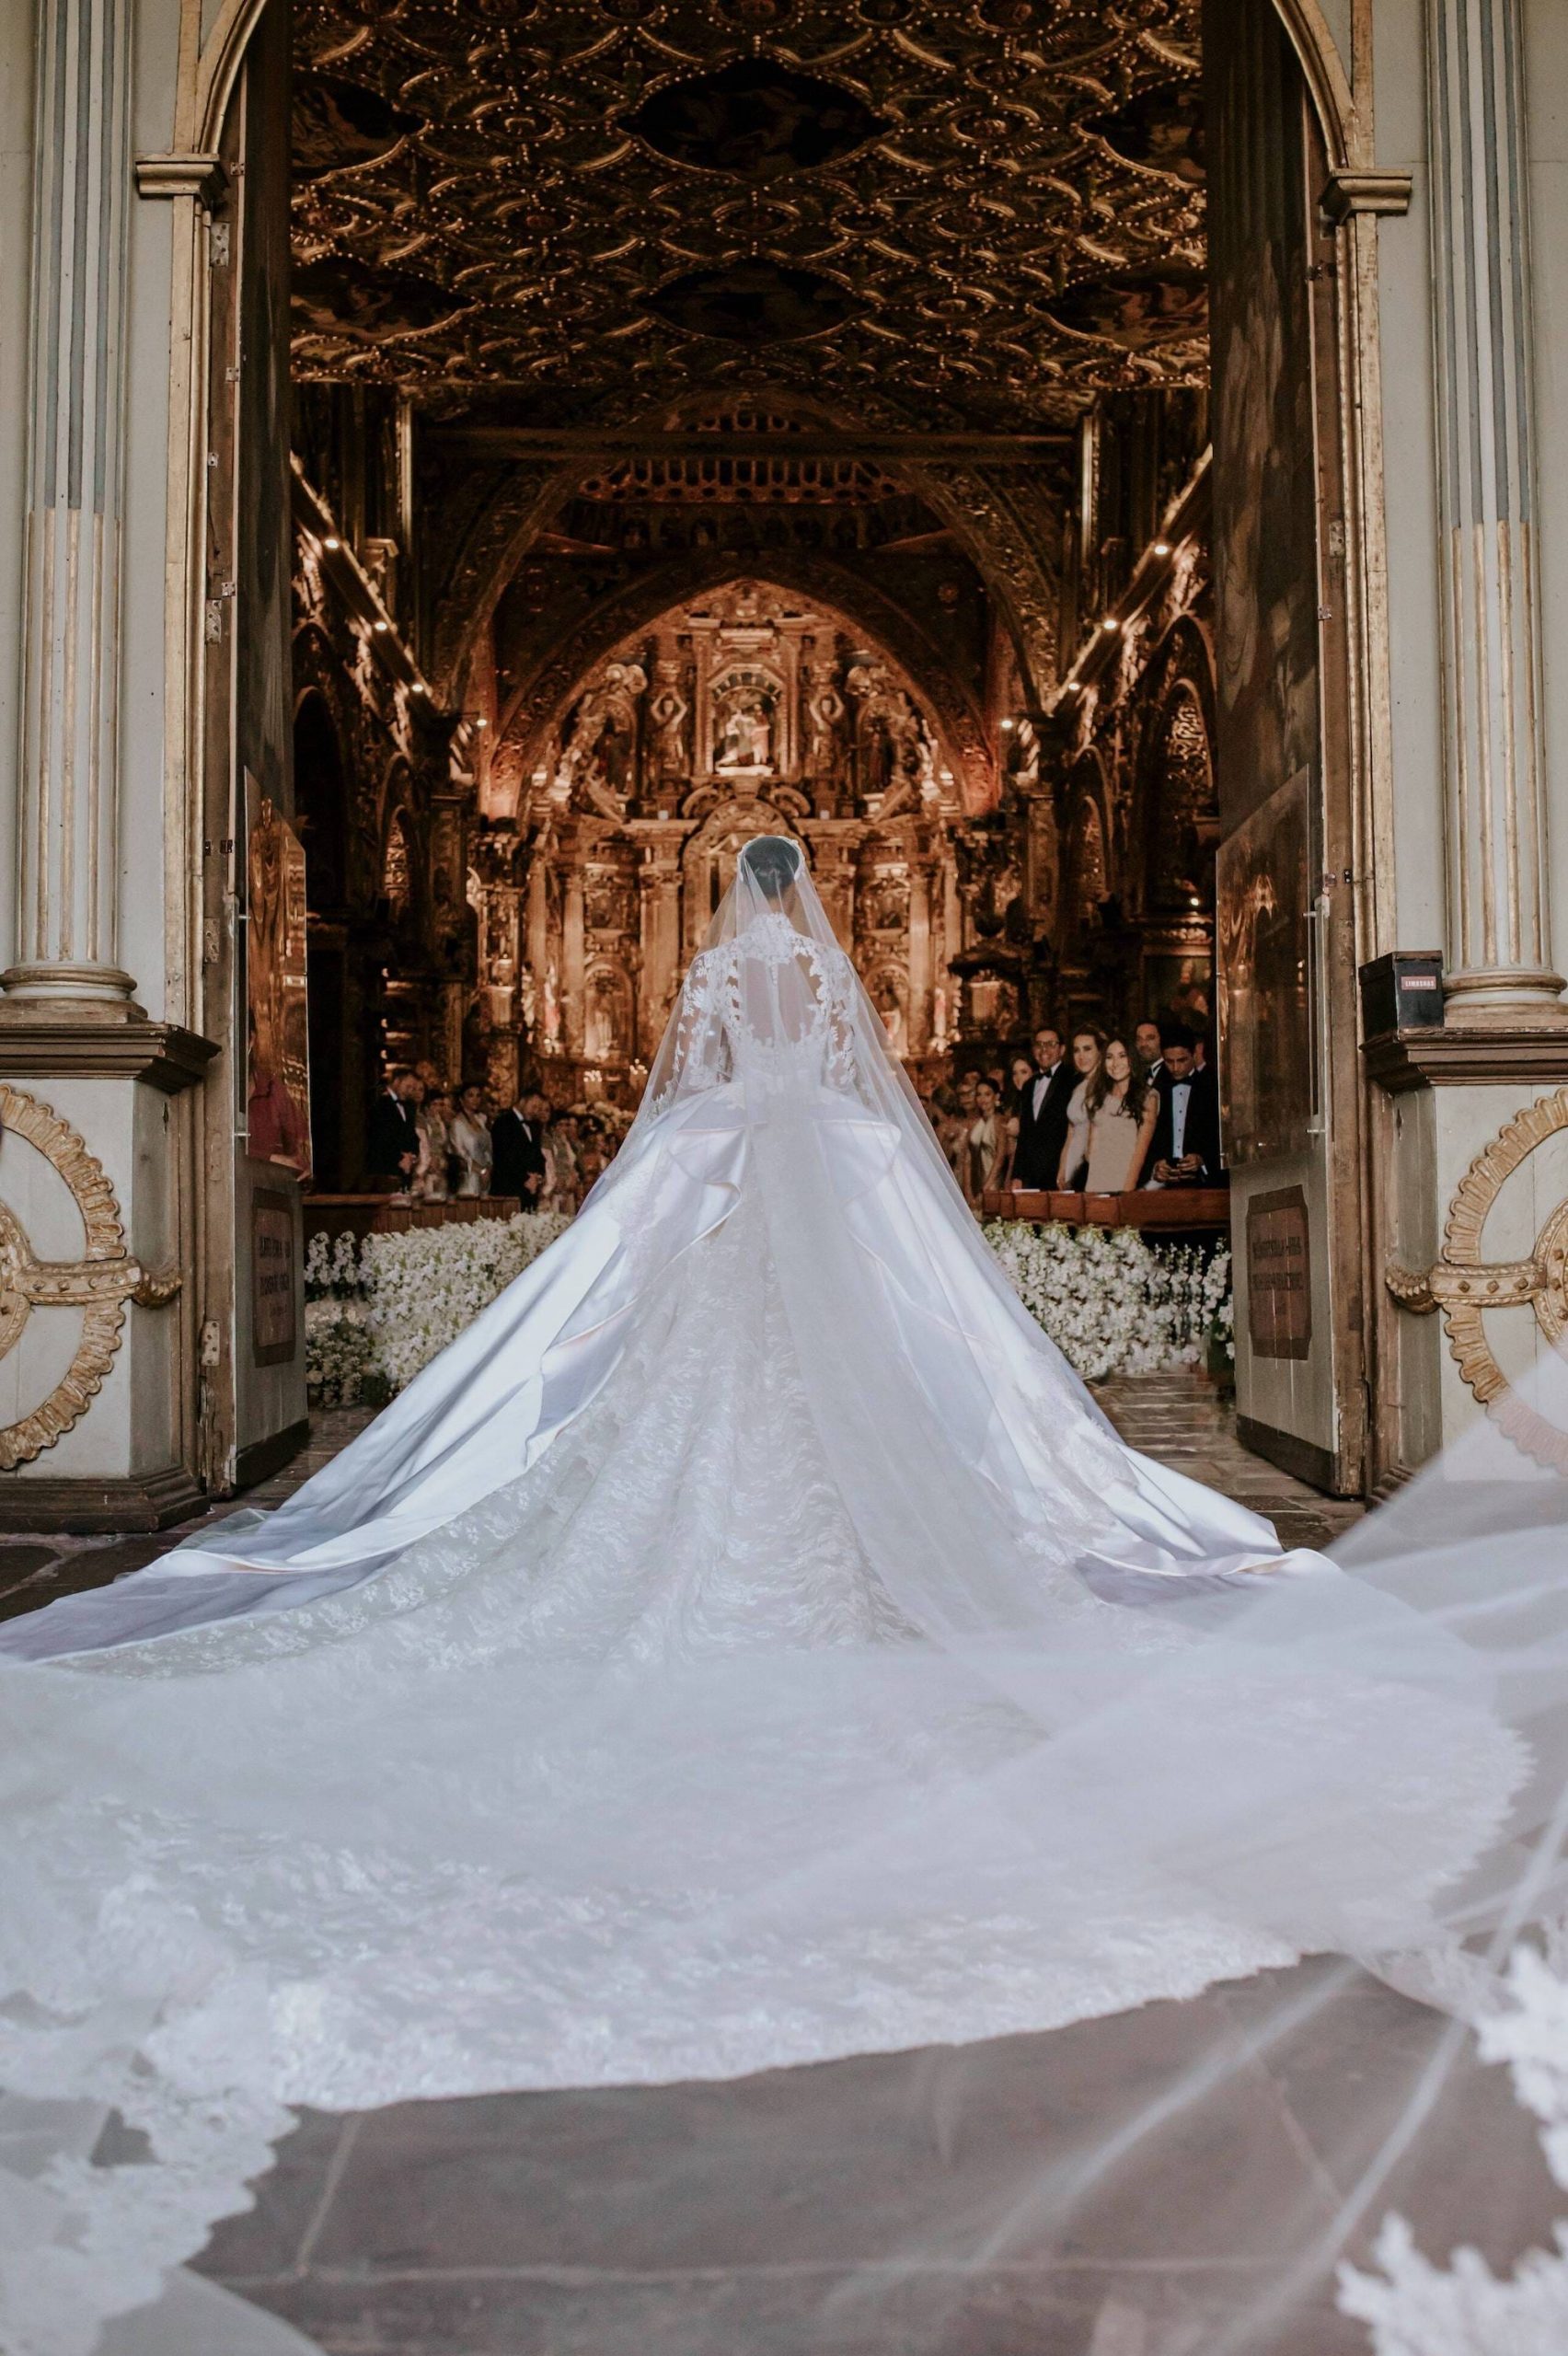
(414, 1088, 455, 1203)
(576, 1117, 610, 1196)
(1056, 1025, 1107, 1188)
(413, 1057, 444, 1100)
(928, 1083, 967, 1183)
(1142, 1024, 1222, 1187)
(450, 1081, 494, 1197)
(1002, 1052, 1036, 1185)
(1080, 1037, 1159, 1195)
(491, 1088, 548, 1203)
(963, 1076, 1009, 1207)
(956, 1068, 980, 1121)
(1135, 1019, 1164, 1080)
(367, 1067, 421, 1192)
(545, 1110, 583, 1213)
(1011, 1023, 1073, 1192)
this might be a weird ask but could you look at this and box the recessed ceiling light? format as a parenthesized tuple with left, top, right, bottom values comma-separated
(1153, 540, 1171, 556)
(1101, 618, 1120, 633)
(473, 716, 488, 730)
(373, 618, 388, 632)
(999, 717, 1014, 731)
(323, 536, 340, 550)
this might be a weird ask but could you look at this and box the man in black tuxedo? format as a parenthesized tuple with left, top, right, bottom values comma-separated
(1141, 1026, 1221, 1187)
(1010, 1023, 1075, 1192)
(490, 1088, 549, 1203)
(366, 1068, 421, 1190)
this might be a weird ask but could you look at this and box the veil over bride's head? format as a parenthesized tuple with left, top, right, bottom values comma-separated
(735, 833, 803, 907)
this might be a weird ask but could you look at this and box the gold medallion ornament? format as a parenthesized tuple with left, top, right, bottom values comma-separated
(0, 1084, 181, 1471)
(1387, 1086, 1568, 1472)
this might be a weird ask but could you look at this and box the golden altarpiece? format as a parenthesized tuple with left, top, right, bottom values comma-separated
(472, 582, 973, 1103)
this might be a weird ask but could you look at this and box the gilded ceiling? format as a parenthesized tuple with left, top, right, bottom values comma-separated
(291, 0, 1207, 431)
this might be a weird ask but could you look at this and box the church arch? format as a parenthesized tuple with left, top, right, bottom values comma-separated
(491, 555, 995, 814)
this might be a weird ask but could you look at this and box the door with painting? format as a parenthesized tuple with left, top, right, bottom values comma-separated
(1205, 0, 1369, 1494)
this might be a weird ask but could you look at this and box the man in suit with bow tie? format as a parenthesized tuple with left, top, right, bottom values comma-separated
(491, 1088, 549, 1204)
(1141, 1025, 1221, 1187)
(367, 1068, 421, 1192)
(1010, 1023, 1075, 1193)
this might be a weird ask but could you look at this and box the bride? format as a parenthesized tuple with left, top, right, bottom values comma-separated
(0, 837, 1552, 2355)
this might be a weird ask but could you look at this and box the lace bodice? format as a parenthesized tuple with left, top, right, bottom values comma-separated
(665, 913, 860, 1099)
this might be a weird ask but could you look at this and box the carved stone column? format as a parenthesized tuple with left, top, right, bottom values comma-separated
(3, 0, 139, 1015)
(907, 859, 933, 1054)
(1426, 0, 1565, 1021)
(637, 839, 682, 1061)
(562, 861, 586, 1055)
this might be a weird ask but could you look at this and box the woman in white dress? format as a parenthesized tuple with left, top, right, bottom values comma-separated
(412, 1085, 455, 1202)
(961, 1075, 1009, 1206)
(0, 837, 1555, 2356)
(449, 1080, 493, 1197)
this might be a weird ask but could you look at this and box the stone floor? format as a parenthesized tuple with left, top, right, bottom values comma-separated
(0, 1409, 368, 1629)
(7, 1380, 1554, 2353)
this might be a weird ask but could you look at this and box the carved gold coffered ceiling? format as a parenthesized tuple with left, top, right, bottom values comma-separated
(291, 0, 1206, 430)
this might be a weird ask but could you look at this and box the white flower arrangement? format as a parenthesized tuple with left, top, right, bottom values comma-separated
(305, 1212, 571, 1403)
(306, 1210, 1230, 1403)
(983, 1218, 1233, 1381)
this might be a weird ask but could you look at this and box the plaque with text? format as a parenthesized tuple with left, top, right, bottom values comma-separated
(1246, 1185, 1312, 1359)
(252, 1189, 298, 1366)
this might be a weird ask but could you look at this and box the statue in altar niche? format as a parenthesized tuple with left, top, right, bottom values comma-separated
(802, 662, 846, 779)
(867, 968, 909, 1055)
(847, 664, 938, 818)
(584, 969, 627, 1064)
(719, 694, 772, 771)
(556, 661, 646, 815)
(648, 663, 691, 780)
(713, 671, 778, 774)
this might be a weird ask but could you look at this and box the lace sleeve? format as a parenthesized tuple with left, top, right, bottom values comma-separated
(823, 946, 859, 1095)
(651, 946, 732, 1110)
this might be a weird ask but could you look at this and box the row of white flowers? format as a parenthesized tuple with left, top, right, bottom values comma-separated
(305, 1213, 572, 1404)
(984, 1218, 1232, 1381)
(306, 1211, 1230, 1405)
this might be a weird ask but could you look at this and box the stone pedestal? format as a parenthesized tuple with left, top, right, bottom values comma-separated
(0, 1028, 213, 1528)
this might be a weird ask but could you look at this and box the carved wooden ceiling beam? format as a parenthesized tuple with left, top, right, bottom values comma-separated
(432, 431, 1074, 461)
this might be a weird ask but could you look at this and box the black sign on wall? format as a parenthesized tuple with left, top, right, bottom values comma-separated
(1246, 1184, 1312, 1360)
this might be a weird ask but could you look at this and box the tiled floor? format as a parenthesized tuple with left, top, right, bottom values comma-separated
(9, 1380, 1553, 2353)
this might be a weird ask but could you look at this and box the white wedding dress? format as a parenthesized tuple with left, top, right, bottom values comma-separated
(0, 841, 1541, 2356)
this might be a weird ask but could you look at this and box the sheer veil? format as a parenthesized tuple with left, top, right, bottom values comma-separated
(4, 835, 1568, 2355)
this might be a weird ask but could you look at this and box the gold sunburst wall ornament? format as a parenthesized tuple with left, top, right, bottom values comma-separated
(0, 1085, 182, 1472)
(1387, 1087, 1568, 1472)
